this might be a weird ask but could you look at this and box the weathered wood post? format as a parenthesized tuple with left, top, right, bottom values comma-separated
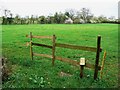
(94, 35, 101, 80)
(100, 50, 107, 79)
(30, 32, 33, 60)
(80, 58, 85, 78)
(52, 35, 56, 66)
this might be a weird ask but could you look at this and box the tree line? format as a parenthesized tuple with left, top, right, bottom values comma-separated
(1, 8, 119, 25)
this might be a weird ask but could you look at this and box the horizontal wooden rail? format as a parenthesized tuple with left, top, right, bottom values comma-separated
(32, 42, 53, 49)
(33, 53, 53, 58)
(55, 56, 79, 66)
(86, 63, 101, 70)
(26, 35, 53, 39)
(56, 43, 102, 52)
(55, 56, 101, 70)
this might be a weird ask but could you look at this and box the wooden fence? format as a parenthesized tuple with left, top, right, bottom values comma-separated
(26, 32, 106, 80)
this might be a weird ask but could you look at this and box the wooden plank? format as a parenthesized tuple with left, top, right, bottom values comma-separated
(32, 42, 53, 49)
(86, 63, 101, 70)
(94, 35, 101, 80)
(33, 53, 53, 58)
(30, 32, 33, 60)
(56, 43, 102, 52)
(52, 35, 56, 66)
(100, 50, 107, 79)
(55, 56, 79, 66)
(55, 56, 101, 70)
(26, 35, 53, 39)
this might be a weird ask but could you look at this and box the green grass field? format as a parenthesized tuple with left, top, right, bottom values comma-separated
(2, 24, 118, 88)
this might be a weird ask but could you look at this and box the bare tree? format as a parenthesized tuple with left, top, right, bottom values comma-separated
(65, 9, 76, 20)
(3, 9, 11, 24)
(79, 8, 93, 23)
(4, 9, 10, 18)
(10, 13, 13, 18)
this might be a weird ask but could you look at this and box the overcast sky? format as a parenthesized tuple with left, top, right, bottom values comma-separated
(0, 0, 119, 18)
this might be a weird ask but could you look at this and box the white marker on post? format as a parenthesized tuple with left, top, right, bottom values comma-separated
(80, 57, 85, 78)
(80, 58, 85, 66)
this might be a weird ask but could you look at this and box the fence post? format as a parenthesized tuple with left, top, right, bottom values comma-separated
(30, 32, 33, 60)
(94, 35, 101, 80)
(80, 66, 84, 78)
(52, 35, 56, 66)
(80, 58, 85, 78)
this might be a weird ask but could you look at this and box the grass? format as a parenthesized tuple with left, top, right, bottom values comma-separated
(2, 24, 118, 88)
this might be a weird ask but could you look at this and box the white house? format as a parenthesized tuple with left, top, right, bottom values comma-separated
(79, 19, 85, 24)
(65, 18, 73, 24)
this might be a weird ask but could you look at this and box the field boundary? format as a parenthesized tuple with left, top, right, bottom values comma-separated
(26, 32, 104, 80)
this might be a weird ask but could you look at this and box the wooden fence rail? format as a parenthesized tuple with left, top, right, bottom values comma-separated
(32, 42, 53, 49)
(26, 32, 105, 80)
(33, 53, 53, 58)
(26, 35, 53, 39)
(56, 43, 102, 52)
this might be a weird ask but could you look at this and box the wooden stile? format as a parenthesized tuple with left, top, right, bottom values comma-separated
(26, 33, 104, 80)
(94, 35, 101, 80)
(52, 35, 56, 66)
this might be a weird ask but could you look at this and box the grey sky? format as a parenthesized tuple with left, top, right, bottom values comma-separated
(0, 0, 119, 18)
